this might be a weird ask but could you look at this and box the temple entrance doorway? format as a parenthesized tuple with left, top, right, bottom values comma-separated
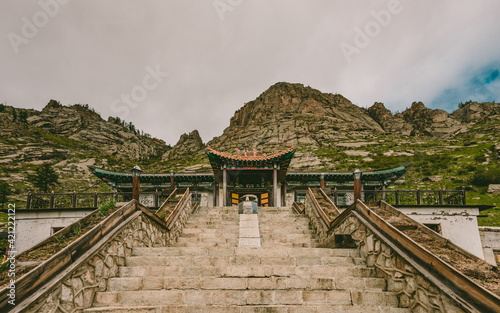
(230, 191, 270, 207)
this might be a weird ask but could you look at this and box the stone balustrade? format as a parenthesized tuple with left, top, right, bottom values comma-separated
(303, 188, 471, 313)
(7, 196, 192, 313)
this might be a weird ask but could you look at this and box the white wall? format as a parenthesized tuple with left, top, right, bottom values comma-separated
(479, 227, 500, 266)
(397, 207, 484, 259)
(15, 209, 94, 254)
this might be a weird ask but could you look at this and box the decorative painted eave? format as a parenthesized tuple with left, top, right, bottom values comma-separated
(286, 165, 408, 186)
(88, 166, 214, 187)
(205, 146, 296, 182)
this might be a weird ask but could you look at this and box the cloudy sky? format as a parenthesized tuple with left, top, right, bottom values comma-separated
(1, 0, 500, 145)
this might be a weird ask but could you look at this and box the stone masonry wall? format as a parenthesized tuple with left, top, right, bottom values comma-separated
(303, 195, 466, 313)
(304, 192, 328, 242)
(330, 215, 466, 313)
(24, 203, 191, 313)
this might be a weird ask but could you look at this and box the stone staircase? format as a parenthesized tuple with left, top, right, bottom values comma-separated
(86, 206, 409, 312)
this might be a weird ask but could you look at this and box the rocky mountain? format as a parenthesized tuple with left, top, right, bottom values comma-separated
(208, 82, 384, 151)
(1, 83, 500, 214)
(27, 100, 168, 159)
(0, 100, 170, 196)
(162, 130, 204, 160)
(367, 102, 413, 135)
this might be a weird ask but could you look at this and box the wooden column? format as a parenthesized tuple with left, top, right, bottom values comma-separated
(27, 192, 32, 210)
(273, 164, 278, 207)
(320, 174, 325, 189)
(50, 191, 55, 209)
(282, 182, 287, 207)
(223, 167, 227, 207)
(213, 182, 217, 207)
(170, 170, 175, 190)
(132, 176, 140, 201)
(353, 170, 362, 202)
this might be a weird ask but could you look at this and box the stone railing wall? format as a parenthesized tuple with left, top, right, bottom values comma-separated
(303, 191, 477, 313)
(327, 213, 466, 313)
(10, 195, 192, 313)
(304, 190, 329, 242)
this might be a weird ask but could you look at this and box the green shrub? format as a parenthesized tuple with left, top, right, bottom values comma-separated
(99, 199, 115, 217)
(470, 166, 500, 186)
(71, 222, 82, 236)
(474, 154, 487, 163)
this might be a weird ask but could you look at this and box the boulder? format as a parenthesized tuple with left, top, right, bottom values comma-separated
(487, 184, 500, 194)
(424, 175, 443, 182)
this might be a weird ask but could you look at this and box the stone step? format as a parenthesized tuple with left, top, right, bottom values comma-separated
(259, 226, 311, 232)
(107, 276, 387, 291)
(175, 242, 237, 248)
(257, 213, 308, 218)
(183, 223, 239, 229)
(118, 265, 377, 279)
(258, 216, 310, 222)
(261, 242, 316, 249)
(258, 207, 295, 213)
(93, 289, 399, 307)
(180, 229, 239, 236)
(131, 247, 360, 258)
(260, 234, 316, 240)
(188, 215, 239, 220)
(84, 305, 411, 313)
(185, 220, 239, 225)
(125, 255, 365, 267)
(177, 234, 238, 241)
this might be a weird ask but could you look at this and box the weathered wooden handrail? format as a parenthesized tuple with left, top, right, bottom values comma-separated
(165, 188, 190, 229)
(318, 188, 341, 216)
(155, 188, 177, 216)
(191, 202, 200, 214)
(291, 202, 304, 214)
(0, 200, 141, 310)
(353, 200, 500, 313)
(306, 188, 331, 229)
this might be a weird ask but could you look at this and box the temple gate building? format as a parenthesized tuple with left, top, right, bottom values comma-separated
(89, 146, 408, 208)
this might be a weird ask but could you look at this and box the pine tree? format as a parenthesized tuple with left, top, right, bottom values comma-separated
(0, 182, 12, 209)
(29, 163, 60, 192)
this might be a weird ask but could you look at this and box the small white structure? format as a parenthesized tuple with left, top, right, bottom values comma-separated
(479, 226, 500, 266)
(396, 206, 485, 259)
(14, 209, 94, 253)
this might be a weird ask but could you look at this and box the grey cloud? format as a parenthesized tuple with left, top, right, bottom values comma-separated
(1, 0, 499, 144)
